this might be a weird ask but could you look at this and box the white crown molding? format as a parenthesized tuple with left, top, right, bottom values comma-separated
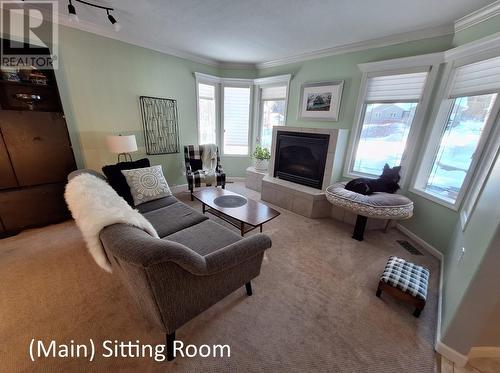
(27, 2, 500, 72)
(218, 61, 258, 70)
(455, 0, 500, 33)
(358, 52, 444, 73)
(256, 24, 454, 69)
(51, 12, 222, 67)
(445, 31, 500, 61)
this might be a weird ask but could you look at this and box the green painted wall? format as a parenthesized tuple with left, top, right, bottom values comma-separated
(54, 26, 223, 186)
(438, 16, 500, 354)
(257, 34, 456, 252)
(453, 14, 500, 46)
(45, 18, 498, 260)
(441, 156, 500, 354)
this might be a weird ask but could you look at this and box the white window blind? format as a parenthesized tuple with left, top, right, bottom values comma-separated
(365, 72, 428, 102)
(449, 55, 500, 98)
(199, 83, 215, 99)
(261, 85, 287, 100)
(223, 86, 251, 155)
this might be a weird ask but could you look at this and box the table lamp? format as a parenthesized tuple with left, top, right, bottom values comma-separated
(106, 135, 138, 162)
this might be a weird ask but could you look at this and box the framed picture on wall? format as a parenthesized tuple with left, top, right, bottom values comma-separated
(298, 80, 344, 121)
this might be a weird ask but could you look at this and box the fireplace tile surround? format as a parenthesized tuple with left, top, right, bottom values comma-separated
(261, 127, 348, 218)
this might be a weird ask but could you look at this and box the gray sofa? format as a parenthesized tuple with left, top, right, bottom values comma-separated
(75, 170, 272, 361)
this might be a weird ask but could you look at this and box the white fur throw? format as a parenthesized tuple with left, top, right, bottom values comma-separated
(65, 173, 159, 272)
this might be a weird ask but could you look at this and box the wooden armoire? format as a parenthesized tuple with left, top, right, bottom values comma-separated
(0, 41, 76, 237)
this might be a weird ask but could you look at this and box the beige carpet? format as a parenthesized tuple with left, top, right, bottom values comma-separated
(0, 183, 439, 372)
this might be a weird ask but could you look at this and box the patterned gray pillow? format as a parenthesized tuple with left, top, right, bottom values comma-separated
(121, 165, 172, 206)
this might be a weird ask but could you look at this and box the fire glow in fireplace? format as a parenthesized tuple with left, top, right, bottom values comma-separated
(273, 131, 330, 189)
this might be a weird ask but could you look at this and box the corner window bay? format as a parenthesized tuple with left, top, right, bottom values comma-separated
(349, 71, 429, 177)
(425, 94, 497, 203)
(414, 54, 500, 208)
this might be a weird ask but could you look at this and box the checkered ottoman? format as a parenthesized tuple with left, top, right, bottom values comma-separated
(376, 256, 429, 317)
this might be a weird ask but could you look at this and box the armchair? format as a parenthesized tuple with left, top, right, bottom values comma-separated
(184, 144, 226, 200)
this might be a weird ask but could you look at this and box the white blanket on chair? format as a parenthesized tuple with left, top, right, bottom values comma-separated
(64, 173, 158, 272)
(202, 143, 218, 185)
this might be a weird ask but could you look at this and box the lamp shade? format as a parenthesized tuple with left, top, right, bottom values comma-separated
(106, 135, 138, 154)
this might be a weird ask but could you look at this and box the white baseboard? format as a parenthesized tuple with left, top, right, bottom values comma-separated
(468, 347, 500, 360)
(227, 176, 246, 182)
(171, 183, 188, 194)
(395, 224, 443, 260)
(395, 224, 470, 368)
(436, 340, 469, 367)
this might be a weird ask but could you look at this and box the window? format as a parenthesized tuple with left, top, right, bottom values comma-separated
(195, 73, 290, 156)
(413, 54, 500, 208)
(222, 85, 251, 155)
(348, 71, 429, 177)
(197, 82, 217, 145)
(259, 85, 287, 150)
(424, 94, 496, 203)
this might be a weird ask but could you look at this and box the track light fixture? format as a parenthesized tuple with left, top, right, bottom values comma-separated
(68, 0, 79, 23)
(67, 0, 121, 31)
(106, 9, 122, 32)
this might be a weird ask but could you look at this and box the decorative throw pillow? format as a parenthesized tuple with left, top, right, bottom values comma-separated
(102, 158, 150, 205)
(121, 165, 172, 206)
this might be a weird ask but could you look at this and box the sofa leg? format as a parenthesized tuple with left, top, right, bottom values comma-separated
(245, 282, 252, 296)
(413, 308, 422, 318)
(376, 284, 382, 298)
(166, 331, 176, 361)
(190, 191, 193, 201)
(222, 183, 225, 190)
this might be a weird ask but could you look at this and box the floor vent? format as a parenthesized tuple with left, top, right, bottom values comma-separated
(397, 240, 423, 255)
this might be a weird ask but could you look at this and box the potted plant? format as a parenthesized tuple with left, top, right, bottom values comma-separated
(252, 145, 271, 171)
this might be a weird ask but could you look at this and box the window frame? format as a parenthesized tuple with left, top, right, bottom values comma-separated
(221, 81, 253, 157)
(410, 52, 500, 211)
(195, 73, 221, 147)
(253, 75, 291, 149)
(344, 58, 441, 186)
(195, 73, 291, 157)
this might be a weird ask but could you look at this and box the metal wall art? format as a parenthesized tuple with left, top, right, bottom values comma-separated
(139, 96, 180, 154)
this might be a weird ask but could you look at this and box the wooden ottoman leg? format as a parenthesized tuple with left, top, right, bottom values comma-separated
(352, 215, 368, 241)
(413, 300, 426, 318)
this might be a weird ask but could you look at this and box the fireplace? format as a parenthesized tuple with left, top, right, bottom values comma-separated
(273, 131, 330, 189)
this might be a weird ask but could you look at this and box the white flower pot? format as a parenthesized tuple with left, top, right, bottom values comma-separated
(254, 159, 269, 171)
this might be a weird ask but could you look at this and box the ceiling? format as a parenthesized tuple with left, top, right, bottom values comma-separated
(51, 0, 496, 66)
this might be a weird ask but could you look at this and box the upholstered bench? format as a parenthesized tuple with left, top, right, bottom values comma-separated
(325, 182, 413, 241)
(376, 256, 429, 317)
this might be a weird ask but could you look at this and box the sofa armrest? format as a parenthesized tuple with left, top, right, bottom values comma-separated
(203, 234, 272, 274)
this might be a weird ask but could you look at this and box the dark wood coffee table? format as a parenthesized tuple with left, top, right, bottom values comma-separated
(192, 188, 280, 236)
